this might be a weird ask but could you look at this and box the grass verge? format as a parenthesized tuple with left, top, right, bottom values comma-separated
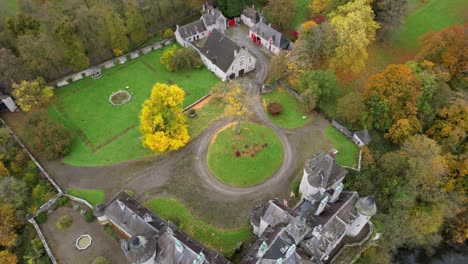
(67, 188, 105, 206)
(262, 88, 310, 129)
(324, 125, 358, 167)
(145, 197, 251, 257)
(207, 123, 283, 187)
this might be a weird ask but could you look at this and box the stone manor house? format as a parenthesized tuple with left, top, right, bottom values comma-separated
(94, 152, 376, 264)
(175, 3, 293, 81)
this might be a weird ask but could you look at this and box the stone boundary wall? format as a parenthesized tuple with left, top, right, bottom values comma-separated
(65, 194, 94, 209)
(182, 93, 212, 112)
(27, 217, 58, 264)
(54, 38, 174, 88)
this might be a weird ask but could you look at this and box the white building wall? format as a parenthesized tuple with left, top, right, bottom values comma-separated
(249, 29, 281, 55)
(225, 49, 256, 79)
(200, 55, 227, 81)
(241, 15, 256, 28)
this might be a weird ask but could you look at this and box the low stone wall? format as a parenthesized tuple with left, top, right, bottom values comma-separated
(65, 194, 94, 209)
(28, 217, 58, 264)
(54, 38, 173, 88)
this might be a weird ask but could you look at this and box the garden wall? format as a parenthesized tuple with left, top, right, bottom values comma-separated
(54, 38, 174, 88)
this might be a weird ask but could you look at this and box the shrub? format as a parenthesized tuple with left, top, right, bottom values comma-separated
(267, 102, 283, 116)
(160, 45, 178, 71)
(24, 111, 73, 160)
(36, 212, 47, 224)
(85, 210, 95, 223)
(93, 257, 110, 264)
(163, 28, 174, 39)
(56, 215, 72, 230)
(53, 196, 70, 208)
(171, 47, 202, 71)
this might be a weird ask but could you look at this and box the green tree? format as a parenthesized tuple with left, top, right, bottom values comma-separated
(299, 69, 338, 109)
(336, 92, 366, 126)
(100, 6, 129, 55)
(0, 177, 28, 209)
(139, 83, 189, 153)
(12, 78, 53, 112)
(301, 88, 318, 113)
(226, 0, 244, 18)
(125, 0, 148, 47)
(54, 18, 89, 71)
(267, 51, 287, 85)
(329, 0, 379, 72)
(264, 0, 296, 30)
(5, 13, 40, 37)
(171, 47, 202, 71)
(24, 112, 73, 160)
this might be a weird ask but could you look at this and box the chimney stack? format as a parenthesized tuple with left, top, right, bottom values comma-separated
(234, 49, 238, 57)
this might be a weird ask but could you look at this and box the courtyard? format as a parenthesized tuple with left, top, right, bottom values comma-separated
(40, 206, 126, 264)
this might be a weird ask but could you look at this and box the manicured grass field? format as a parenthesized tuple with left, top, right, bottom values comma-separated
(324, 125, 358, 167)
(390, 0, 467, 51)
(262, 88, 310, 129)
(291, 0, 312, 30)
(49, 44, 219, 166)
(67, 188, 105, 206)
(207, 123, 283, 187)
(145, 197, 251, 257)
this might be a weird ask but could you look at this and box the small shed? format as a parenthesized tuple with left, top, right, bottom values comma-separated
(353, 130, 372, 147)
(0, 92, 18, 112)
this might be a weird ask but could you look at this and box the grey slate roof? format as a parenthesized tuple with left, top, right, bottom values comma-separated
(199, 29, 241, 72)
(126, 234, 157, 264)
(242, 6, 261, 24)
(104, 191, 166, 236)
(202, 3, 224, 26)
(250, 21, 292, 50)
(304, 153, 348, 190)
(354, 130, 372, 145)
(178, 19, 207, 39)
(103, 191, 230, 264)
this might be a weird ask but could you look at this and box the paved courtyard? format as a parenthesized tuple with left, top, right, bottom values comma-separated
(40, 206, 126, 264)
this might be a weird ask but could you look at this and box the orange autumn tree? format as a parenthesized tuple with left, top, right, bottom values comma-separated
(364, 64, 422, 139)
(416, 23, 468, 80)
(139, 83, 189, 153)
(0, 251, 17, 264)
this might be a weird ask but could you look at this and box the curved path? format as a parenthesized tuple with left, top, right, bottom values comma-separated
(193, 26, 296, 196)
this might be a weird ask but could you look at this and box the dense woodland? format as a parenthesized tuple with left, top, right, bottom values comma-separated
(0, 0, 466, 263)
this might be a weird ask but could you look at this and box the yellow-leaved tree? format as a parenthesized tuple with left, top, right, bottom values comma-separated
(329, 0, 379, 72)
(139, 83, 189, 153)
(12, 78, 53, 112)
(214, 81, 254, 135)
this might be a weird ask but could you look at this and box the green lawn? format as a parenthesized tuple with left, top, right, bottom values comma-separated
(187, 97, 224, 139)
(67, 188, 105, 206)
(207, 123, 283, 187)
(324, 125, 358, 167)
(0, 0, 17, 15)
(262, 89, 310, 129)
(49, 44, 219, 166)
(291, 0, 312, 30)
(390, 0, 467, 51)
(145, 197, 251, 257)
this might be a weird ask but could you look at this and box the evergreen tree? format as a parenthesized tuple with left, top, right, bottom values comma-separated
(226, 0, 244, 18)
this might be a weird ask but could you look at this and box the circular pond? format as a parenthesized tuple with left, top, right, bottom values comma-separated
(109, 90, 132, 105)
(207, 122, 284, 187)
(75, 234, 92, 250)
